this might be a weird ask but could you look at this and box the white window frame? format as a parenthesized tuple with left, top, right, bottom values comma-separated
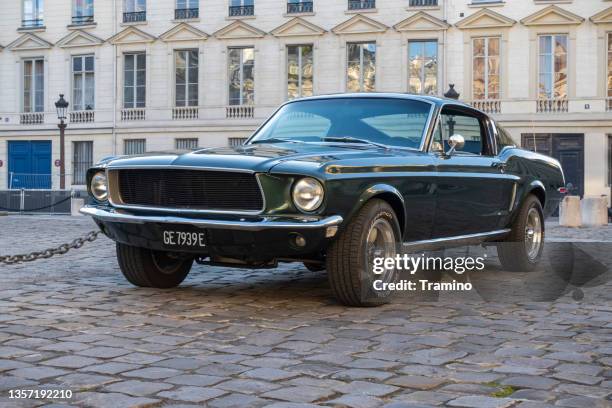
(287, 44, 313, 100)
(72, 54, 95, 112)
(537, 33, 568, 100)
(174, 49, 199, 107)
(22, 0, 44, 25)
(124, 0, 146, 13)
(124, 52, 146, 109)
(73, 0, 94, 19)
(472, 37, 500, 100)
(22, 57, 44, 113)
(408, 39, 438, 96)
(607, 32, 611, 100)
(347, 42, 376, 92)
(176, 0, 198, 8)
(228, 47, 254, 106)
(230, 0, 254, 6)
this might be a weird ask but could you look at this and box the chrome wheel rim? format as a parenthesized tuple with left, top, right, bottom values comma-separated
(366, 218, 397, 285)
(525, 207, 543, 261)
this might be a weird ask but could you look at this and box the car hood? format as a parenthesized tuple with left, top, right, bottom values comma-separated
(105, 142, 425, 174)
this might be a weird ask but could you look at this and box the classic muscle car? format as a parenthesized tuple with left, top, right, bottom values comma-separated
(81, 94, 565, 306)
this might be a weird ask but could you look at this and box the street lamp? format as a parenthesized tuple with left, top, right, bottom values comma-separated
(55, 94, 69, 190)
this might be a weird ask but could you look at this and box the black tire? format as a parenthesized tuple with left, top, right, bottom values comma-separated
(497, 194, 545, 272)
(326, 199, 401, 307)
(116, 243, 193, 289)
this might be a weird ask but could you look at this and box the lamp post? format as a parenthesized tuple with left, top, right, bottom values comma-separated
(55, 94, 69, 190)
(444, 85, 460, 135)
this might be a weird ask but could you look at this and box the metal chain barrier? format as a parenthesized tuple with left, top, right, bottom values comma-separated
(0, 195, 73, 212)
(0, 230, 101, 265)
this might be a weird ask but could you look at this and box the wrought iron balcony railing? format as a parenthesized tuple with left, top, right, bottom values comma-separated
(71, 15, 94, 25)
(123, 11, 146, 23)
(409, 0, 438, 7)
(287, 2, 313, 14)
(175, 8, 199, 20)
(21, 19, 44, 28)
(348, 0, 375, 10)
(229, 5, 254, 17)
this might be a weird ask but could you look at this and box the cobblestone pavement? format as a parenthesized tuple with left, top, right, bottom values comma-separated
(0, 215, 611, 408)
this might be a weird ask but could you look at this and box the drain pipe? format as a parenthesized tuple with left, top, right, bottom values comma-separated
(443, 0, 448, 96)
(111, 0, 118, 156)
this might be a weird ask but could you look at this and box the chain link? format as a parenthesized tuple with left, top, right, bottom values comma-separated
(0, 231, 101, 265)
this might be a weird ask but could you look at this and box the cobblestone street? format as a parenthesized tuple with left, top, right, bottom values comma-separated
(0, 215, 611, 407)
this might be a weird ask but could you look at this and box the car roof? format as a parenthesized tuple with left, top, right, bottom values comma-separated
(291, 92, 473, 109)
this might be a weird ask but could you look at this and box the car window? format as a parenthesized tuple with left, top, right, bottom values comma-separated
(251, 98, 432, 149)
(432, 109, 487, 155)
(496, 124, 517, 151)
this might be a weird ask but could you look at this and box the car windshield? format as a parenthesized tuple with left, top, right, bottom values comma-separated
(249, 97, 432, 149)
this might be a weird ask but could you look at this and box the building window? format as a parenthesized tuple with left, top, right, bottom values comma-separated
(228, 47, 254, 106)
(22, 0, 44, 28)
(23, 58, 44, 113)
(229, 137, 248, 147)
(409, 0, 437, 6)
(538, 34, 567, 100)
(73, 0, 94, 25)
(472, 37, 500, 100)
(348, 0, 375, 11)
(347, 42, 376, 92)
(176, 0, 199, 19)
(229, 0, 254, 17)
(124, 0, 146, 22)
(175, 50, 199, 107)
(124, 53, 146, 108)
(287, 45, 313, 100)
(176, 138, 199, 150)
(72, 55, 95, 111)
(408, 40, 437, 95)
(124, 139, 146, 155)
(287, 0, 313, 14)
(72, 141, 92, 185)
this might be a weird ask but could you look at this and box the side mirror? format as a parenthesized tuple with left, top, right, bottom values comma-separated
(446, 134, 465, 156)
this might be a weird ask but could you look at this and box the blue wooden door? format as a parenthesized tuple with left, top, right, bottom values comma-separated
(8, 141, 52, 189)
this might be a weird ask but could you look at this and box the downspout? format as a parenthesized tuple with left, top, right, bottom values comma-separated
(443, 0, 448, 96)
(112, 0, 118, 155)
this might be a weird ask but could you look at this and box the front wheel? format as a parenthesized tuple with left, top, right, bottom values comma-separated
(116, 243, 193, 288)
(497, 194, 545, 272)
(326, 199, 401, 307)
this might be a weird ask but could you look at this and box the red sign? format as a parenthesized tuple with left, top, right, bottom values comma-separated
(54, 159, 62, 167)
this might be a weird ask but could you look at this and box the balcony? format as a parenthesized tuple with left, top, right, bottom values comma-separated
(71, 15, 94, 25)
(121, 108, 146, 121)
(20, 112, 44, 125)
(226, 105, 254, 119)
(175, 8, 199, 20)
(123, 11, 146, 23)
(229, 5, 254, 17)
(536, 99, 568, 114)
(20, 19, 44, 29)
(173, 106, 199, 120)
(287, 2, 313, 14)
(470, 99, 501, 114)
(409, 0, 438, 6)
(348, 0, 375, 10)
(70, 111, 95, 124)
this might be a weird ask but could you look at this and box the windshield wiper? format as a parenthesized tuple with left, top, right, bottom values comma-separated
(249, 138, 302, 145)
(321, 136, 390, 150)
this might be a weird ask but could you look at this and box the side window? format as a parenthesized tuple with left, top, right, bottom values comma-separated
(496, 124, 517, 151)
(432, 108, 488, 156)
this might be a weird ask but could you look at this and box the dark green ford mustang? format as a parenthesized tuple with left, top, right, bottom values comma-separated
(82, 94, 565, 306)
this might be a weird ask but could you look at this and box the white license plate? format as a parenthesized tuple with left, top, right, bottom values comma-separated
(162, 230, 207, 248)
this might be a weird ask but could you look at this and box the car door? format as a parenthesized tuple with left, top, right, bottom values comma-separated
(431, 106, 514, 238)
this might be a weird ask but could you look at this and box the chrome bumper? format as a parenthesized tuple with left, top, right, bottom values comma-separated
(80, 206, 343, 232)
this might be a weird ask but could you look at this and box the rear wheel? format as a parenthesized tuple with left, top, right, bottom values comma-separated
(497, 194, 545, 272)
(116, 243, 193, 288)
(326, 199, 401, 307)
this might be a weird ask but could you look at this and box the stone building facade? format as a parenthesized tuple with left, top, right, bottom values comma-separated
(0, 0, 610, 202)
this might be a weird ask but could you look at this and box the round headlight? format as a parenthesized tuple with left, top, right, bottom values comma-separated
(292, 177, 324, 212)
(91, 171, 108, 202)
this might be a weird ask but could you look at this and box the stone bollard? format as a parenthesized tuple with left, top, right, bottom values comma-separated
(581, 196, 608, 227)
(559, 196, 581, 227)
(71, 198, 85, 216)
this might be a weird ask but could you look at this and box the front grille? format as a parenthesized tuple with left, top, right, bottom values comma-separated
(114, 169, 264, 212)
